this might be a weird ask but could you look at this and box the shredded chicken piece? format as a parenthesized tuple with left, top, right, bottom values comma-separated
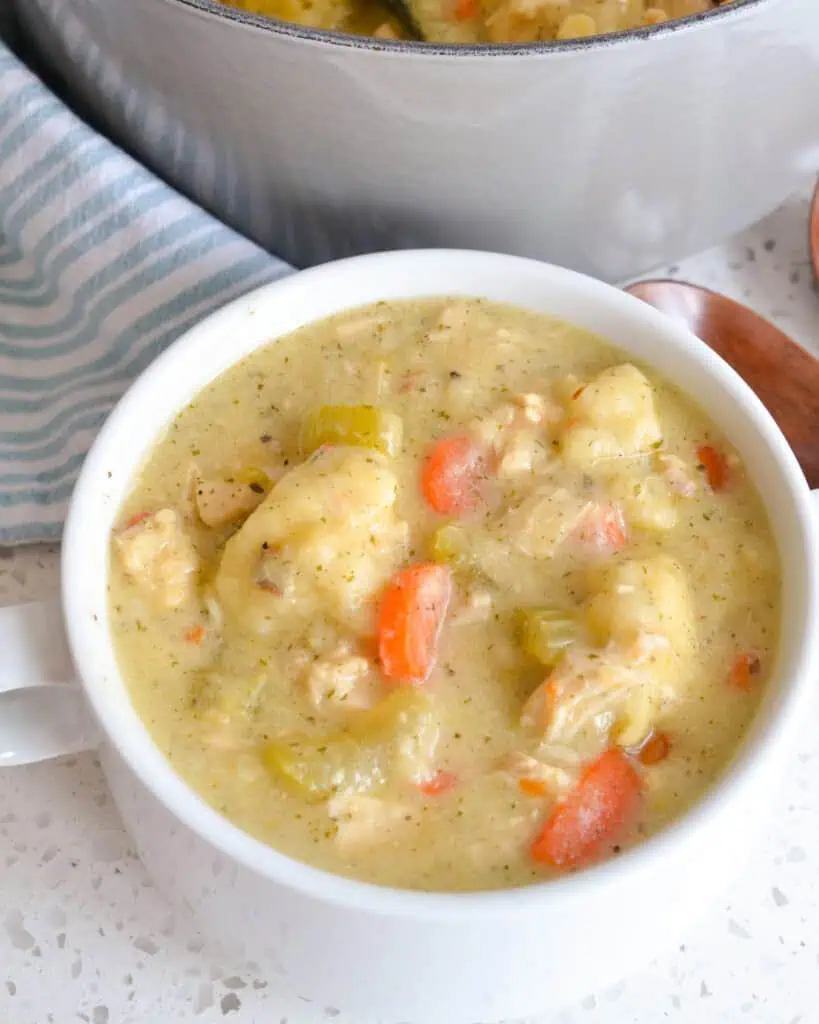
(306, 646, 378, 709)
(498, 428, 542, 477)
(470, 393, 557, 478)
(514, 392, 549, 425)
(572, 502, 627, 557)
(471, 403, 517, 449)
(284, 646, 313, 679)
(521, 649, 659, 756)
(515, 391, 563, 426)
(115, 508, 198, 610)
(305, 620, 346, 656)
(195, 476, 268, 528)
(501, 486, 593, 558)
(533, 742, 585, 771)
(627, 631, 672, 666)
(327, 794, 412, 850)
(495, 750, 573, 796)
(426, 300, 494, 344)
(656, 453, 697, 498)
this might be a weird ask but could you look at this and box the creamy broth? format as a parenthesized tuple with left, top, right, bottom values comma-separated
(109, 298, 779, 892)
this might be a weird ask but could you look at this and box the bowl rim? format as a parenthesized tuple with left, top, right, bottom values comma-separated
(62, 248, 819, 919)
(161, 0, 765, 56)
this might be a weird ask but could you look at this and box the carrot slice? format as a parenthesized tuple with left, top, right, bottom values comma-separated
(419, 770, 458, 796)
(638, 730, 671, 766)
(421, 435, 488, 517)
(696, 445, 729, 492)
(184, 625, 206, 645)
(124, 511, 151, 530)
(519, 777, 549, 798)
(531, 748, 641, 869)
(454, 0, 478, 18)
(378, 563, 453, 684)
(728, 652, 761, 691)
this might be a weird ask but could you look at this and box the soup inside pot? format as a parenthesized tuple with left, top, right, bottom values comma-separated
(218, 0, 731, 43)
(109, 297, 779, 892)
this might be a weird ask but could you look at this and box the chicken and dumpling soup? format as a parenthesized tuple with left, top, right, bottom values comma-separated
(220, 0, 732, 44)
(109, 298, 779, 892)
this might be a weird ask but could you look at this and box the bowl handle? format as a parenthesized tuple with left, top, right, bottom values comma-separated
(0, 601, 99, 766)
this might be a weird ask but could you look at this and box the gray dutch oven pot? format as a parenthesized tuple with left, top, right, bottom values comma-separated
(15, 0, 819, 280)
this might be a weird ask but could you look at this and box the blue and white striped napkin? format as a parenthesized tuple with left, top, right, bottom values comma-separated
(0, 42, 292, 545)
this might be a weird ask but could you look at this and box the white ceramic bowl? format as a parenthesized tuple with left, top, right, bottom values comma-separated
(1, 250, 817, 1022)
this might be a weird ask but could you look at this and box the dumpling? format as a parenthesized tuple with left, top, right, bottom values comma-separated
(609, 473, 678, 532)
(585, 554, 696, 662)
(561, 364, 663, 472)
(215, 446, 408, 635)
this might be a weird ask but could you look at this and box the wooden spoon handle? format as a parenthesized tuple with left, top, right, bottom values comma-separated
(627, 280, 819, 489)
(811, 179, 819, 286)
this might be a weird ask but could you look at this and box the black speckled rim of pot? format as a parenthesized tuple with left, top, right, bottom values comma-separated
(167, 0, 764, 55)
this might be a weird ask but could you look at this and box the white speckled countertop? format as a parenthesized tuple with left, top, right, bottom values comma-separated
(2, 184, 819, 1024)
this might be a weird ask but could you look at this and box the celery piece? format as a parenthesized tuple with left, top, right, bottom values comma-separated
(519, 608, 581, 667)
(301, 405, 403, 457)
(429, 522, 472, 569)
(261, 689, 438, 799)
(261, 734, 384, 801)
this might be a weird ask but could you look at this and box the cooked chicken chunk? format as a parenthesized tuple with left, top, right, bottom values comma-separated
(195, 475, 268, 528)
(327, 793, 412, 850)
(521, 648, 657, 754)
(306, 645, 379, 709)
(495, 750, 574, 797)
(114, 508, 198, 610)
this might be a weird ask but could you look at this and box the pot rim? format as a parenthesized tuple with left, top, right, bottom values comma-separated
(162, 0, 764, 56)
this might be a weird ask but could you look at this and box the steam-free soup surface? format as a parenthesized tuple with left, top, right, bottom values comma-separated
(221, 0, 730, 43)
(110, 298, 779, 891)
